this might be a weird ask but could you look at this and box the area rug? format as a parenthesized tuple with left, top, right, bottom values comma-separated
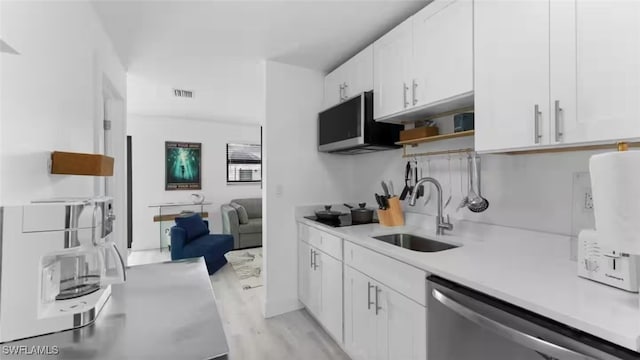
(225, 247, 263, 290)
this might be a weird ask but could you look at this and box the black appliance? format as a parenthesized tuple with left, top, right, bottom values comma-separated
(318, 91, 403, 154)
(304, 215, 379, 228)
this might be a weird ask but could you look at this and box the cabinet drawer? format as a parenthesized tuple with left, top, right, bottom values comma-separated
(344, 241, 426, 306)
(298, 223, 343, 261)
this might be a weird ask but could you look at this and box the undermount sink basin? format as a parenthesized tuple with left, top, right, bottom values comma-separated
(372, 233, 458, 253)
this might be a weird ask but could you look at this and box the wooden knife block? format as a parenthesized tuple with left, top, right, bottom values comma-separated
(377, 197, 405, 227)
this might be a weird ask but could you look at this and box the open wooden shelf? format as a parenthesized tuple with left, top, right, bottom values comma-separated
(153, 212, 209, 222)
(396, 130, 475, 146)
(50, 151, 114, 176)
(503, 141, 640, 155)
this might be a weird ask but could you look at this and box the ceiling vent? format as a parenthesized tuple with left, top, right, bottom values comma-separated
(173, 89, 194, 98)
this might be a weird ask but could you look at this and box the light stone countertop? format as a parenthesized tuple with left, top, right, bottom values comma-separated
(4, 257, 228, 360)
(297, 210, 640, 352)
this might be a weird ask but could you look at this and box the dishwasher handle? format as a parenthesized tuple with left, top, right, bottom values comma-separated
(431, 288, 595, 360)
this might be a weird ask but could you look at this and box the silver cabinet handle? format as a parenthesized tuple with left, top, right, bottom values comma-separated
(432, 289, 594, 360)
(313, 250, 318, 270)
(534, 104, 542, 144)
(375, 286, 382, 315)
(367, 282, 375, 310)
(412, 79, 418, 106)
(554, 100, 563, 142)
(310, 249, 314, 269)
(343, 83, 348, 100)
(403, 83, 409, 108)
(339, 84, 344, 101)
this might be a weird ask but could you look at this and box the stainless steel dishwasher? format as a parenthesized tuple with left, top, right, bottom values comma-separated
(427, 276, 640, 360)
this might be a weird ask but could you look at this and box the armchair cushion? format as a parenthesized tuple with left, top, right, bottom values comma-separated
(174, 213, 209, 243)
(231, 198, 261, 219)
(238, 218, 262, 234)
(230, 202, 249, 224)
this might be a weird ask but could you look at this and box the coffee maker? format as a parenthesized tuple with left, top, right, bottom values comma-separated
(0, 197, 126, 342)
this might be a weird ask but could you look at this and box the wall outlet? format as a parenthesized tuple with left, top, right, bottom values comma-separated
(584, 191, 593, 210)
(571, 172, 595, 238)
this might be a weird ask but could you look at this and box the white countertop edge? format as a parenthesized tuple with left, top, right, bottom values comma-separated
(295, 215, 640, 352)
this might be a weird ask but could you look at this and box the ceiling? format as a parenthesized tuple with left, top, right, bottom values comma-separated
(92, 0, 429, 73)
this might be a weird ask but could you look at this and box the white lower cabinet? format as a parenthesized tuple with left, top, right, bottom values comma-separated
(298, 240, 320, 314)
(319, 252, 343, 345)
(344, 265, 378, 360)
(299, 224, 427, 359)
(298, 225, 343, 344)
(344, 265, 427, 360)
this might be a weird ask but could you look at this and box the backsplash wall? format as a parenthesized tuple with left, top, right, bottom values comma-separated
(346, 136, 601, 238)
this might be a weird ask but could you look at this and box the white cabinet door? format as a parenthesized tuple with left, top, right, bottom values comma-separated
(308, 249, 322, 317)
(298, 240, 312, 308)
(373, 19, 413, 120)
(344, 45, 374, 100)
(373, 285, 389, 360)
(344, 266, 377, 360)
(412, 0, 473, 107)
(324, 45, 373, 109)
(319, 252, 343, 344)
(549, 0, 576, 145)
(324, 68, 344, 109)
(379, 283, 427, 360)
(474, 0, 550, 152)
(556, 1, 640, 144)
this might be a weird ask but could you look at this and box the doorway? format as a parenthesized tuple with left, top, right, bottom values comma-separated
(127, 135, 133, 248)
(98, 74, 126, 256)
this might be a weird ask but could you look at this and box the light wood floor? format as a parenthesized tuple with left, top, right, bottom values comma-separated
(128, 249, 350, 360)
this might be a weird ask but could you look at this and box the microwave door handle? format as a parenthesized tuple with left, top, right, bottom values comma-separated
(431, 289, 595, 360)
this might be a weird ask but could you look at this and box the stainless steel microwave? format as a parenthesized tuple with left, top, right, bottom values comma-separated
(318, 91, 403, 154)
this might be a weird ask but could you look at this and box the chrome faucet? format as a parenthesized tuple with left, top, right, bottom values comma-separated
(409, 177, 453, 235)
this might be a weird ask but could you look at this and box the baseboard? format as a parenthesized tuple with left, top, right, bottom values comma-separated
(264, 297, 303, 318)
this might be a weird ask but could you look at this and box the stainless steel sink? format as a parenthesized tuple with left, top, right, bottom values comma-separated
(372, 233, 458, 253)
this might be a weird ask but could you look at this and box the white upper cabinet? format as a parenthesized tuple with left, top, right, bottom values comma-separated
(412, 0, 473, 107)
(474, 0, 550, 152)
(373, 19, 414, 120)
(476, 0, 640, 153)
(374, 0, 474, 123)
(324, 68, 345, 110)
(552, 1, 640, 145)
(323, 45, 373, 109)
(343, 45, 374, 100)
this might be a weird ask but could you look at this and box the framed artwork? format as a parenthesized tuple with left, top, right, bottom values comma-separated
(165, 141, 202, 190)
(226, 143, 261, 184)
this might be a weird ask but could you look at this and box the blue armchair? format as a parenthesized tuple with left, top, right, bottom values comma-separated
(170, 213, 234, 275)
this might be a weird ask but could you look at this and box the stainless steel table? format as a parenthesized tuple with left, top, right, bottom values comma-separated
(4, 258, 229, 359)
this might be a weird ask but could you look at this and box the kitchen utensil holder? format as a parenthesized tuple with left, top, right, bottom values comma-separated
(377, 197, 405, 227)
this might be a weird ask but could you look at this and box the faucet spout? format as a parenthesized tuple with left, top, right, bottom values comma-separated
(408, 177, 453, 235)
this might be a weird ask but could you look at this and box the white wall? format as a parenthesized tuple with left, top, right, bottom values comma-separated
(127, 57, 265, 123)
(263, 61, 354, 317)
(0, 1, 127, 252)
(127, 115, 262, 251)
(345, 116, 601, 250)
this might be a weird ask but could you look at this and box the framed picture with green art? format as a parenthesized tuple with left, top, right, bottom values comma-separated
(165, 141, 202, 190)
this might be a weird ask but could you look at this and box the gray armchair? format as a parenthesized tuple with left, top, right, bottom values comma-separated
(221, 198, 262, 249)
